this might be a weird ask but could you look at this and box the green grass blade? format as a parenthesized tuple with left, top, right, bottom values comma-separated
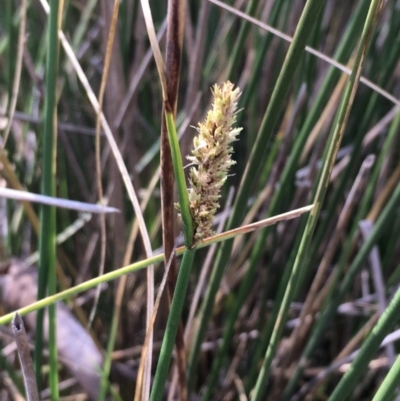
(371, 354, 400, 401)
(225, 0, 258, 81)
(35, 0, 61, 397)
(165, 111, 193, 247)
(149, 248, 196, 401)
(98, 307, 119, 401)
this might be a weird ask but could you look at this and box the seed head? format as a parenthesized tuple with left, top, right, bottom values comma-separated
(187, 81, 242, 243)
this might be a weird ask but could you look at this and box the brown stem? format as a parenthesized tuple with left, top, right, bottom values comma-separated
(161, 0, 187, 399)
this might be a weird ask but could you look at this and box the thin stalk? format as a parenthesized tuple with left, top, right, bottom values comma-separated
(35, 0, 62, 397)
(0, 188, 119, 213)
(114, 170, 161, 401)
(0, 257, 165, 327)
(371, 354, 400, 401)
(71, 0, 98, 50)
(239, 0, 284, 109)
(165, 112, 193, 247)
(226, 0, 258, 81)
(149, 248, 196, 401)
(98, 305, 118, 401)
(90, 0, 120, 326)
(282, 155, 376, 372)
(39, 0, 154, 273)
(134, 250, 177, 401)
(12, 314, 40, 401)
(2, 0, 26, 146)
(91, 3, 120, 398)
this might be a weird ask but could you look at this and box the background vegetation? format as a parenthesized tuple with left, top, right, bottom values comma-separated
(0, 0, 400, 400)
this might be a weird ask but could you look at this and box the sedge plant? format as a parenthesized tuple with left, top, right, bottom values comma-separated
(149, 81, 242, 401)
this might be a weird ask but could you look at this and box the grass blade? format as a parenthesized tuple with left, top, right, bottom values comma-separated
(35, 0, 62, 397)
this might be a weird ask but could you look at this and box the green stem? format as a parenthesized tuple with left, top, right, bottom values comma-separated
(165, 111, 194, 247)
(35, 0, 60, 397)
(98, 306, 119, 401)
(149, 248, 196, 401)
(371, 350, 400, 401)
(0, 255, 165, 326)
(226, 0, 258, 81)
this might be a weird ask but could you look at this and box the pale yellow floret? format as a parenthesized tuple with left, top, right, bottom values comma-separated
(185, 81, 242, 244)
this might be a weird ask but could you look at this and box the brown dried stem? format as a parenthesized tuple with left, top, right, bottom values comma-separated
(12, 313, 39, 401)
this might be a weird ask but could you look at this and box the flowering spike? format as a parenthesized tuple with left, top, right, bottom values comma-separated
(186, 81, 242, 244)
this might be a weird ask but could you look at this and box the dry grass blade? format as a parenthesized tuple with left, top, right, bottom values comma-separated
(89, 0, 120, 327)
(0, 187, 119, 214)
(202, 204, 314, 245)
(301, 69, 349, 163)
(12, 313, 40, 401)
(0, 148, 40, 234)
(114, 19, 168, 129)
(2, 0, 26, 146)
(367, 164, 400, 222)
(115, 168, 161, 401)
(139, 0, 167, 97)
